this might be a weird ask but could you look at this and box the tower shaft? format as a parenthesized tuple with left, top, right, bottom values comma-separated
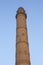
(16, 7, 30, 65)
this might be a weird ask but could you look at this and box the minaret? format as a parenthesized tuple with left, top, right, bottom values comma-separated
(16, 7, 31, 65)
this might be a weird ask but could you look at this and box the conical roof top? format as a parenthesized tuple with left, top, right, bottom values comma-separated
(17, 7, 25, 13)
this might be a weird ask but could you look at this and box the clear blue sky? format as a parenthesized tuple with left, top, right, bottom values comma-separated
(0, 0, 43, 65)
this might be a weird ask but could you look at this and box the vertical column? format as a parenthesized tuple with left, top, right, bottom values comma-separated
(16, 7, 31, 65)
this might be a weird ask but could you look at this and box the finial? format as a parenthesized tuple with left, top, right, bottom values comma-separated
(16, 7, 27, 18)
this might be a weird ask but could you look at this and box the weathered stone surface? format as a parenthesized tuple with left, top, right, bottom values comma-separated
(16, 7, 31, 65)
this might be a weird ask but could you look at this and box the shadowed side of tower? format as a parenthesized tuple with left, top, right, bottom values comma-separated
(16, 7, 31, 65)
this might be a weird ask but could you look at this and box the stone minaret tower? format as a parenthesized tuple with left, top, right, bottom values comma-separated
(16, 7, 31, 65)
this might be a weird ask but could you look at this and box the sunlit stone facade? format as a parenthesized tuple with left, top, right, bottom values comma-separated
(16, 7, 31, 65)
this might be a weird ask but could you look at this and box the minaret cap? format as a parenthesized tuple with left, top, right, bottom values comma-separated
(16, 7, 27, 18)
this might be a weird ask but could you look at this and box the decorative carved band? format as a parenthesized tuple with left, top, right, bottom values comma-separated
(16, 41, 28, 45)
(16, 12, 27, 19)
(16, 27, 27, 30)
(16, 59, 31, 65)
